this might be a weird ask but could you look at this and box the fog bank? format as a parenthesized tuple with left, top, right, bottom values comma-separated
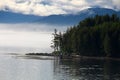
(0, 23, 68, 54)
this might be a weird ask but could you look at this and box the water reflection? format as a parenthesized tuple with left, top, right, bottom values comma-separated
(54, 59, 120, 80)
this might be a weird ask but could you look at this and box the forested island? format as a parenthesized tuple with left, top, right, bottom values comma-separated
(52, 14, 120, 58)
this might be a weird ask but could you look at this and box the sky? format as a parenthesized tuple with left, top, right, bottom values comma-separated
(0, 0, 120, 16)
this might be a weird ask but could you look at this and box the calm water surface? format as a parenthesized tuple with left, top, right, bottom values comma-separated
(0, 54, 120, 80)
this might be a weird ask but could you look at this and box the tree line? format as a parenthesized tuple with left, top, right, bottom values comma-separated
(52, 14, 120, 57)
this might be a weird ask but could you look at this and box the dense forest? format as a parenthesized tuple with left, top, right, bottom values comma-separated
(52, 14, 120, 58)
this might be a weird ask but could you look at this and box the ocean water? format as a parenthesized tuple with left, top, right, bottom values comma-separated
(0, 54, 120, 80)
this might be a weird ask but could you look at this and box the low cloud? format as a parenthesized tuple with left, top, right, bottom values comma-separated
(0, 0, 120, 16)
(0, 23, 68, 32)
(112, 0, 120, 10)
(0, 23, 68, 53)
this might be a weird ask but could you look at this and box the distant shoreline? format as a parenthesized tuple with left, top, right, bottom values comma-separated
(25, 53, 120, 61)
(25, 53, 54, 56)
(72, 56, 120, 61)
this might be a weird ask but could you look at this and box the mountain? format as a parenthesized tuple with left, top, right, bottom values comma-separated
(0, 8, 120, 25)
(0, 11, 40, 23)
(36, 8, 120, 25)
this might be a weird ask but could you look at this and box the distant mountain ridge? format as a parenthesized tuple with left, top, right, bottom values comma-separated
(0, 11, 40, 23)
(0, 8, 120, 25)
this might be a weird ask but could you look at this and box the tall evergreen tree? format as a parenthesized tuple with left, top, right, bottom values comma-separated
(103, 34, 112, 57)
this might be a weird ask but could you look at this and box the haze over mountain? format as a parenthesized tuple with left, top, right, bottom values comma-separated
(0, 7, 120, 25)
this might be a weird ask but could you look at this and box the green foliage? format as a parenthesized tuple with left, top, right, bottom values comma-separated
(51, 29, 60, 52)
(53, 14, 120, 57)
(103, 34, 112, 56)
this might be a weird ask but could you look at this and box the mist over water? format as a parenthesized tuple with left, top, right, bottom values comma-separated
(0, 23, 68, 54)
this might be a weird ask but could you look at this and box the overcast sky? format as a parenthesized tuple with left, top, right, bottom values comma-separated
(0, 0, 120, 16)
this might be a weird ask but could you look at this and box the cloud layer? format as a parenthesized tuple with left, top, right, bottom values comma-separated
(0, 23, 68, 53)
(0, 0, 120, 16)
